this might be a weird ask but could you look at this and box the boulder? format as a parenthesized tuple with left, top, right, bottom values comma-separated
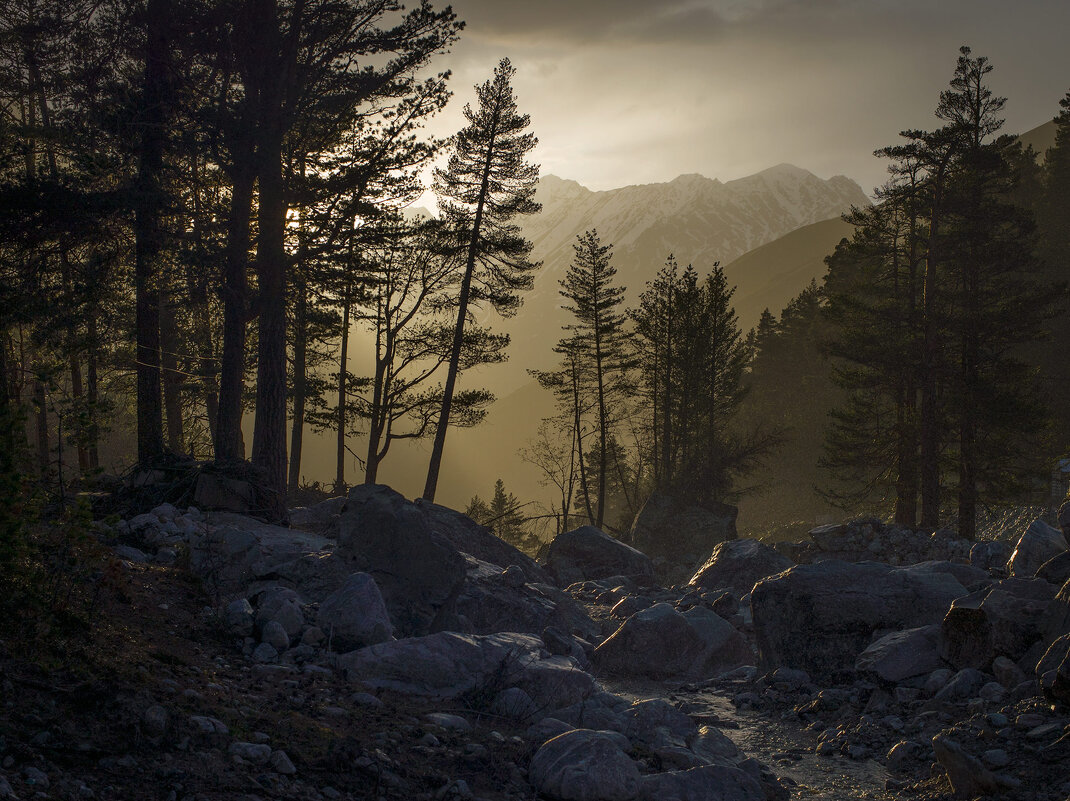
(336, 631, 583, 705)
(932, 734, 1018, 798)
(336, 484, 466, 636)
(528, 729, 641, 801)
(254, 587, 304, 638)
(544, 526, 654, 586)
(288, 496, 346, 534)
(456, 555, 598, 640)
(1006, 519, 1067, 577)
(939, 578, 1056, 670)
(1036, 551, 1070, 586)
(688, 539, 792, 595)
(417, 498, 549, 583)
(638, 765, 765, 801)
(750, 560, 970, 678)
(316, 572, 393, 652)
(1043, 577, 1070, 639)
(1036, 634, 1070, 704)
(593, 603, 752, 680)
(629, 493, 737, 579)
(855, 625, 946, 683)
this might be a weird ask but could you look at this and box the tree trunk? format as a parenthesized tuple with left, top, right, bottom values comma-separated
(288, 272, 308, 493)
(133, 0, 170, 465)
(251, 111, 289, 516)
(920, 174, 944, 529)
(86, 315, 100, 470)
(215, 165, 254, 462)
(334, 276, 351, 494)
(160, 284, 185, 454)
(423, 111, 500, 502)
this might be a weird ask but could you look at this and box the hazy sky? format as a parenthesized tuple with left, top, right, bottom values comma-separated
(423, 0, 1070, 197)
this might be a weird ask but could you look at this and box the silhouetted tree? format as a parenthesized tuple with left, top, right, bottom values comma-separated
(423, 57, 540, 502)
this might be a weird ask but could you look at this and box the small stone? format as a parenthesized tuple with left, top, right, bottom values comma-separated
(261, 620, 290, 651)
(301, 626, 325, 647)
(424, 713, 471, 732)
(982, 749, 1009, 768)
(229, 742, 272, 765)
(252, 642, 278, 664)
(350, 692, 384, 708)
(143, 705, 169, 738)
(270, 750, 296, 775)
(22, 766, 49, 789)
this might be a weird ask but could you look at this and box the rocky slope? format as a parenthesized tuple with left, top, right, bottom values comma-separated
(4, 482, 1068, 801)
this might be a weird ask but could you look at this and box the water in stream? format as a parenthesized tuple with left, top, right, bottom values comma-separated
(613, 681, 897, 801)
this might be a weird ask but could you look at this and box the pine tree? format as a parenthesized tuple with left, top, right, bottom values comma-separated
(558, 230, 631, 529)
(423, 58, 540, 502)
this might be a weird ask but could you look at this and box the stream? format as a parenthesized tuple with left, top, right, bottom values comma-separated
(610, 681, 896, 801)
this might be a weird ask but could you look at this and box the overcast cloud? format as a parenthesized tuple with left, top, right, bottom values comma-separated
(418, 1, 1070, 197)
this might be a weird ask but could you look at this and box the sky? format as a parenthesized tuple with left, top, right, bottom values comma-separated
(421, 0, 1070, 197)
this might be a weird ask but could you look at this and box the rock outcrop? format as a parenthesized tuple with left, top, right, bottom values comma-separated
(751, 560, 972, 677)
(688, 538, 792, 595)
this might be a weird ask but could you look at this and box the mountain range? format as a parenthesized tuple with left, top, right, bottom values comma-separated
(482, 164, 870, 392)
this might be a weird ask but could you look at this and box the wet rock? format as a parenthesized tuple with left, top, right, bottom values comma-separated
(855, 625, 945, 683)
(544, 526, 654, 586)
(751, 560, 970, 678)
(1007, 519, 1067, 578)
(316, 572, 393, 652)
(593, 603, 751, 680)
(528, 729, 641, 801)
(688, 539, 792, 596)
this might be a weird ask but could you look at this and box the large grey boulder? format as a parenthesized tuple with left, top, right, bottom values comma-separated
(1007, 519, 1067, 577)
(417, 499, 549, 583)
(939, 578, 1057, 670)
(254, 587, 304, 638)
(456, 555, 599, 640)
(638, 765, 765, 801)
(688, 539, 792, 595)
(288, 496, 346, 534)
(336, 484, 466, 636)
(629, 493, 737, 580)
(316, 572, 393, 652)
(593, 603, 751, 680)
(856, 625, 946, 683)
(529, 729, 641, 801)
(544, 526, 654, 587)
(751, 560, 971, 678)
(335, 630, 594, 711)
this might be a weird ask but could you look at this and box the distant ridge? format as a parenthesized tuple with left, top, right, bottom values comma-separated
(484, 165, 870, 392)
